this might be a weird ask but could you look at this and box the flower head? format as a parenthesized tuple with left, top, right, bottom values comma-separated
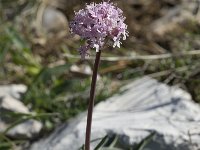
(70, 1, 128, 59)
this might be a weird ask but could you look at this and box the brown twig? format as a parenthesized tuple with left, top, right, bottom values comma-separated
(85, 51, 101, 150)
(64, 49, 200, 61)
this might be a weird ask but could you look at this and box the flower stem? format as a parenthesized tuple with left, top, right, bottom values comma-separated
(85, 51, 101, 150)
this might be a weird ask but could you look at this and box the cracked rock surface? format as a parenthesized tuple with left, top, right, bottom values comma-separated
(30, 77, 200, 150)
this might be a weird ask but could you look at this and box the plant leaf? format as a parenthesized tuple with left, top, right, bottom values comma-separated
(134, 132, 156, 150)
(94, 135, 109, 150)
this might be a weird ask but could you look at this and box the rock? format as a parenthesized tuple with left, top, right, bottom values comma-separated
(150, 1, 200, 37)
(0, 121, 7, 132)
(0, 84, 42, 140)
(0, 96, 29, 114)
(0, 84, 27, 99)
(6, 119, 42, 140)
(30, 77, 200, 150)
(42, 7, 69, 35)
(0, 84, 28, 114)
(70, 64, 92, 77)
(151, 7, 196, 37)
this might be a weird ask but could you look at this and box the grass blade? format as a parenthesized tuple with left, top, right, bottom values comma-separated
(134, 132, 156, 150)
(94, 135, 109, 150)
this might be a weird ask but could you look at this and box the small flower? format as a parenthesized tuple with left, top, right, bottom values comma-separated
(70, 1, 128, 58)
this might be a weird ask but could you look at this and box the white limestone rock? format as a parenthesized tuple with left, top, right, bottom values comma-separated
(30, 77, 200, 150)
(0, 84, 28, 113)
(6, 119, 42, 140)
(0, 84, 42, 140)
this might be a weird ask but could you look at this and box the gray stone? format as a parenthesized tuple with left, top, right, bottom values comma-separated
(42, 7, 69, 34)
(70, 64, 92, 77)
(151, 1, 200, 37)
(6, 119, 42, 140)
(0, 84, 28, 114)
(0, 84, 42, 140)
(0, 84, 27, 100)
(0, 96, 29, 114)
(30, 77, 200, 150)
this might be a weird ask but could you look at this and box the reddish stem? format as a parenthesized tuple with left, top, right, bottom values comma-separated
(85, 51, 101, 150)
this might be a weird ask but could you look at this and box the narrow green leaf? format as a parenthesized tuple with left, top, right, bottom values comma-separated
(94, 135, 109, 150)
(5, 27, 29, 50)
(99, 148, 122, 150)
(108, 135, 118, 148)
(0, 46, 9, 64)
(134, 132, 156, 150)
(0, 142, 12, 150)
(3, 116, 31, 134)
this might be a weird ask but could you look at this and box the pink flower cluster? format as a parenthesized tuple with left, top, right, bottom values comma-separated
(70, 1, 128, 59)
